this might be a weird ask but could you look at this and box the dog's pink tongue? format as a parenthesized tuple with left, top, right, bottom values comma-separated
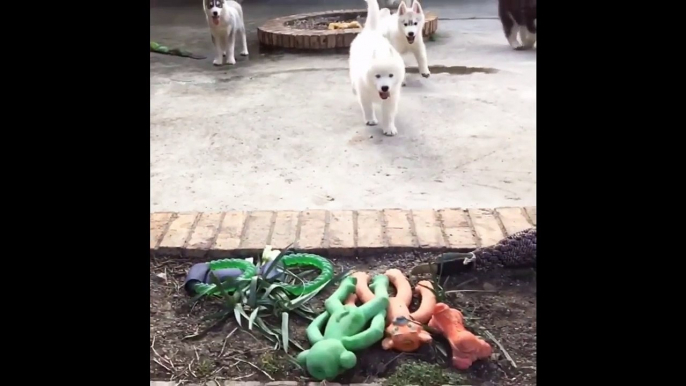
(379, 92, 390, 100)
(212, 16, 219, 25)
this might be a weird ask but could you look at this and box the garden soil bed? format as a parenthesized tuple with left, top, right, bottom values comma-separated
(286, 15, 366, 30)
(150, 252, 536, 386)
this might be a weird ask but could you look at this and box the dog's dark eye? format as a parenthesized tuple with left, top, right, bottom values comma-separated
(413, 22, 418, 25)
(375, 74, 380, 78)
(389, 74, 393, 78)
(403, 23, 408, 27)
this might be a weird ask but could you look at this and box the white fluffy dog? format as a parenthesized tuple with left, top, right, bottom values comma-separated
(349, 0, 406, 136)
(378, 0, 430, 83)
(204, 0, 248, 66)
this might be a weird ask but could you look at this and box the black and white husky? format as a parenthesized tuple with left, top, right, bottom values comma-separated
(204, 0, 249, 65)
(498, 0, 536, 50)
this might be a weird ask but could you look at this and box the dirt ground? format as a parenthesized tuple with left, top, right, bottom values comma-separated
(287, 15, 366, 30)
(150, 252, 536, 385)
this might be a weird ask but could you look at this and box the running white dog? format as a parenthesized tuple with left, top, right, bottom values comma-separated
(349, 0, 406, 136)
(378, 0, 430, 83)
(203, 0, 248, 66)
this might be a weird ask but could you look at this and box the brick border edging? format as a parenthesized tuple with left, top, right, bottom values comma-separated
(150, 206, 536, 258)
(257, 9, 438, 49)
(151, 382, 452, 386)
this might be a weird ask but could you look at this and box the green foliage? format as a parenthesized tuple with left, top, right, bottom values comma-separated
(416, 261, 446, 302)
(414, 260, 451, 365)
(384, 361, 464, 386)
(187, 246, 349, 355)
(259, 351, 299, 376)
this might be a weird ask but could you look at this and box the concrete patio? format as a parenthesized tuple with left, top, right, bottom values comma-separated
(150, 0, 536, 212)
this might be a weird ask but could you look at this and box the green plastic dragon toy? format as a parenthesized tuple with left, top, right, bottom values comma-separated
(297, 274, 390, 381)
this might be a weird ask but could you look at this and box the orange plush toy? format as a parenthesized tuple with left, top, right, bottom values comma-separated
(428, 303, 492, 369)
(351, 269, 436, 352)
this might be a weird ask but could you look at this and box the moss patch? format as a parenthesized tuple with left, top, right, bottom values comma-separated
(259, 351, 298, 378)
(384, 362, 464, 386)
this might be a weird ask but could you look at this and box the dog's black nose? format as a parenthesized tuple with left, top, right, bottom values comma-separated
(408, 32, 415, 37)
(381, 86, 389, 92)
(212, 11, 218, 16)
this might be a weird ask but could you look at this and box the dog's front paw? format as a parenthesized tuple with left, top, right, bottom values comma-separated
(226, 56, 237, 65)
(508, 40, 523, 50)
(240, 50, 249, 56)
(366, 119, 378, 126)
(421, 72, 430, 78)
(213, 57, 223, 66)
(383, 125, 398, 136)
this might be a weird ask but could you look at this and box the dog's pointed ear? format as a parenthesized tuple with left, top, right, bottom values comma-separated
(398, 1, 407, 15)
(412, 0, 423, 14)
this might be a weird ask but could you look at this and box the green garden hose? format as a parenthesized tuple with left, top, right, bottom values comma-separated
(279, 253, 335, 295)
(150, 41, 207, 60)
(187, 254, 335, 297)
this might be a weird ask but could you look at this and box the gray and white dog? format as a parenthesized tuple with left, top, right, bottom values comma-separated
(204, 0, 249, 65)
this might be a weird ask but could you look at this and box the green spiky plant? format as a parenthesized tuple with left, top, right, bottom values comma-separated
(414, 263, 452, 364)
(186, 244, 350, 355)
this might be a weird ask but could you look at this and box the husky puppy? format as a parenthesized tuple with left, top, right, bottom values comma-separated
(378, 0, 430, 83)
(204, 0, 249, 65)
(497, 0, 536, 50)
(349, 0, 406, 136)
